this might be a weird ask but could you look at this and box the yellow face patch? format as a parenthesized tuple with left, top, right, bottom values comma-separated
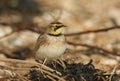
(49, 27, 63, 35)
(48, 22, 65, 35)
(54, 27, 63, 34)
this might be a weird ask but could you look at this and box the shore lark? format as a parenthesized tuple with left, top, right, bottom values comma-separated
(34, 21, 67, 63)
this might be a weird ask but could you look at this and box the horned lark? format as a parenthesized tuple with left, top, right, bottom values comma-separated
(34, 21, 67, 63)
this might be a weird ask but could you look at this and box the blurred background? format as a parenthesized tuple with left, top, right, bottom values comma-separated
(0, 0, 120, 72)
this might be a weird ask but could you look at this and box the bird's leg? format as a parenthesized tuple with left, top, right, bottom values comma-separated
(58, 58, 66, 69)
(43, 58, 47, 65)
(54, 58, 66, 69)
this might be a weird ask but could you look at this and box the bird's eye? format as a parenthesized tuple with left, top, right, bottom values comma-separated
(54, 26, 58, 31)
(56, 25, 61, 27)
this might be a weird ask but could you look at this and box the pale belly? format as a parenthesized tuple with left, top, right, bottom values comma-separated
(35, 42, 67, 59)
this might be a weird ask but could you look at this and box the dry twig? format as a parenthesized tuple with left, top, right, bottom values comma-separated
(109, 65, 118, 81)
(0, 58, 65, 81)
(67, 41, 120, 56)
(65, 26, 120, 36)
(0, 58, 62, 75)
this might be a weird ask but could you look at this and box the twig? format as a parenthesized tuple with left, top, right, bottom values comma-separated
(0, 31, 15, 39)
(0, 64, 65, 81)
(0, 58, 62, 75)
(109, 65, 118, 81)
(38, 68, 65, 81)
(0, 48, 17, 58)
(67, 41, 120, 56)
(0, 69, 15, 78)
(65, 26, 120, 36)
(1, 22, 120, 37)
(14, 72, 29, 81)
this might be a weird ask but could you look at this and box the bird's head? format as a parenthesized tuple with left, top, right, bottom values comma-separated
(47, 21, 66, 36)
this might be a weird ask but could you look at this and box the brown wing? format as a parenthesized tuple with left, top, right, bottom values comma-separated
(33, 34, 46, 55)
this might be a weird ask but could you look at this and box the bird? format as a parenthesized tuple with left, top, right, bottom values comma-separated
(34, 21, 67, 64)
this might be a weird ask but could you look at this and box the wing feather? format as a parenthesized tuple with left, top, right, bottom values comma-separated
(33, 34, 46, 55)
